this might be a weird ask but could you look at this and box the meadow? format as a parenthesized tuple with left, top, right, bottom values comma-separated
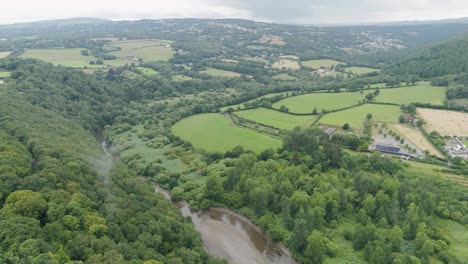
(319, 104, 402, 129)
(109, 39, 174, 62)
(201, 67, 242, 78)
(220, 91, 289, 111)
(417, 108, 468, 136)
(404, 161, 468, 187)
(302, 59, 344, 69)
(135, 66, 159, 75)
(272, 59, 301, 70)
(272, 92, 364, 114)
(344, 66, 379, 74)
(0, 71, 11, 78)
(235, 107, 316, 130)
(172, 113, 282, 153)
(20, 48, 101, 68)
(376, 84, 446, 105)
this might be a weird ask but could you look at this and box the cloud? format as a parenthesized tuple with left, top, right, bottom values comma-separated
(1, 0, 468, 24)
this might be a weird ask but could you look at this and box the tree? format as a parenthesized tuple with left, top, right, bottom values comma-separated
(283, 127, 326, 154)
(365, 92, 375, 101)
(291, 218, 308, 252)
(3, 190, 47, 219)
(81, 50, 89, 56)
(312, 107, 318, 114)
(204, 173, 224, 201)
(366, 113, 373, 119)
(304, 231, 327, 264)
(342, 123, 350, 130)
(399, 116, 406, 123)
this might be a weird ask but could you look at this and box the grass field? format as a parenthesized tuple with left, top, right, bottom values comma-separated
(235, 108, 316, 130)
(172, 113, 282, 153)
(302, 59, 344, 69)
(0, 51, 11, 59)
(390, 124, 444, 158)
(272, 92, 364, 114)
(20, 48, 103, 68)
(376, 84, 446, 105)
(272, 59, 301, 70)
(0, 71, 11, 78)
(273, 74, 297, 81)
(220, 92, 289, 111)
(109, 39, 174, 62)
(258, 35, 286, 45)
(404, 161, 468, 187)
(201, 68, 242, 78)
(418, 108, 468, 136)
(344, 66, 379, 74)
(432, 218, 468, 259)
(172, 75, 194, 81)
(319, 104, 401, 129)
(135, 66, 159, 75)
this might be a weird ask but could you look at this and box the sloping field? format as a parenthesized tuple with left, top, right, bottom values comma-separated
(302, 59, 344, 69)
(0, 71, 11, 78)
(0, 51, 11, 59)
(135, 66, 159, 75)
(344, 66, 379, 74)
(391, 124, 444, 158)
(418, 108, 468, 136)
(201, 68, 242, 78)
(220, 92, 289, 111)
(235, 108, 316, 130)
(20, 48, 102, 68)
(272, 92, 364, 114)
(109, 39, 174, 62)
(319, 104, 401, 129)
(376, 84, 446, 105)
(405, 161, 468, 187)
(272, 59, 301, 70)
(172, 113, 281, 153)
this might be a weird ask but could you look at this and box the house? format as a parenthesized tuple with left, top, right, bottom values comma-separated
(370, 144, 415, 157)
(324, 128, 337, 136)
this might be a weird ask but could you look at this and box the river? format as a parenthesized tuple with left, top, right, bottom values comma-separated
(97, 131, 295, 264)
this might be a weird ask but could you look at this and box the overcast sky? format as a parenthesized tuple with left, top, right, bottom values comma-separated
(2, 0, 468, 25)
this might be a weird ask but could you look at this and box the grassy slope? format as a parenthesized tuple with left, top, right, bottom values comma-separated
(220, 92, 289, 111)
(376, 84, 446, 105)
(109, 40, 174, 62)
(201, 68, 242, 78)
(319, 104, 401, 129)
(404, 160, 468, 187)
(273, 92, 364, 114)
(344, 66, 379, 74)
(20, 48, 102, 68)
(235, 107, 316, 130)
(172, 113, 281, 153)
(302, 59, 344, 68)
(135, 66, 159, 75)
(0, 71, 11, 78)
(0, 51, 11, 59)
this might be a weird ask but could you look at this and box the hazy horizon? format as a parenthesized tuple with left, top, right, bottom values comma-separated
(2, 0, 468, 25)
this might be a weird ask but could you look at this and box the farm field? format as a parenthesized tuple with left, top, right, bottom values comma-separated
(273, 74, 296, 80)
(258, 35, 286, 45)
(235, 107, 316, 130)
(376, 84, 445, 105)
(172, 113, 282, 153)
(302, 59, 344, 69)
(0, 71, 11, 78)
(272, 59, 301, 70)
(344, 66, 379, 74)
(135, 66, 158, 75)
(390, 124, 444, 158)
(220, 92, 289, 111)
(272, 92, 364, 114)
(201, 67, 242, 78)
(0, 51, 11, 59)
(404, 161, 468, 187)
(418, 108, 468, 136)
(20, 48, 103, 68)
(109, 39, 174, 62)
(319, 104, 402, 129)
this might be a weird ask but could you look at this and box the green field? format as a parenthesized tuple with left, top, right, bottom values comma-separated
(404, 160, 468, 187)
(20, 48, 104, 68)
(344, 66, 380, 74)
(135, 66, 159, 75)
(235, 108, 316, 130)
(302, 59, 344, 69)
(109, 39, 174, 62)
(172, 113, 281, 153)
(220, 92, 289, 111)
(273, 74, 297, 81)
(272, 92, 364, 114)
(376, 84, 446, 105)
(201, 67, 242, 78)
(319, 104, 402, 129)
(0, 71, 11, 78)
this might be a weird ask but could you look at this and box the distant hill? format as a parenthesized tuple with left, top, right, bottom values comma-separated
(388, 34, 468, 78)
(0, 17, 110, 28)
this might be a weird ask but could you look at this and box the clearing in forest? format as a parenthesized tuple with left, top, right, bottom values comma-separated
(20, 48, 106, 68)
(272, 59, 301, 70)
(135, 67, 159, 75)
(302, 59, 344, 69)
(272, 92, 364, 114)
(376, 84, 446, 105)
(0, 51, 11, 59)
(201, 68, 242, 78)
(109, 39, 174, 62)
(172, 113, 281, 153)
(417, 108, 468, 136)
(344, 66, 380, 74)
(258, 35, 286, 45)
(319, 104, 401, 129)
(0, 71, 11, 78)
(220, 92, 290, 111)
(390, 124, 444, 158)
(235, 108, 317, 130)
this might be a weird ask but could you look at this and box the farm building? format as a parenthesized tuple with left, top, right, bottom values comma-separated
(324, 128, 337, 136)
(370, 144, 415, 157)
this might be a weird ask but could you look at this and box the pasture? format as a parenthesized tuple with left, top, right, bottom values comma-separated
(302, 59, 344, 69)
(418, 108, 468, 136)
(20, 48, 102, 68)
(272, 92, 364, 114)
(201, 68, 242, 78)
(376, 84, 445, 105)
(258, 35, 286, 45)
(220, 91, 289, 111)
(0, 51, 11, 59)
(390, 124, 444, 158)
(172, 113, 282, 153)
(272, 59, 301, 70)
(344, 66, 379, 74)
(109, 39, 174, 62)
(0, 71, 11, 78)
(273, 74, 297, 81)
(319, 104, 401, 129)
(235, 108, 316, 130)
(135, 66, 159, 75)
(404, 161, 468, 187)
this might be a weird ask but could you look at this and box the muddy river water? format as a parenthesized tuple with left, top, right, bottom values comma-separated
(155, 186, 296, 264)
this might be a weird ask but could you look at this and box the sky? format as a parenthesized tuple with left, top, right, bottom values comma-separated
(2, 0, 468, 25)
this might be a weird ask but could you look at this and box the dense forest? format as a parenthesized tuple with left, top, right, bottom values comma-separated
(0, 18, 467, 264)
